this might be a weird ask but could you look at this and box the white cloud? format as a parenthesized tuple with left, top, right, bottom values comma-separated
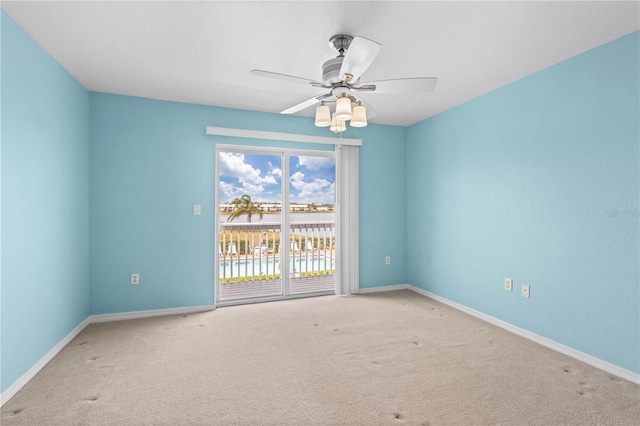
(290, 171, 335, 204)
(218, 154, 335, 204)
(298, 156, 335, 172)
(241, 182, 264, 196)
(218, 153, 279, 200)
(269, 166, 282, 179)
(219, 181, 240, 199)
(219, 152, 277, 186)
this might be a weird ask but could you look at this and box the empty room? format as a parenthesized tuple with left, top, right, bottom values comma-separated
(1, 1, 638, 424)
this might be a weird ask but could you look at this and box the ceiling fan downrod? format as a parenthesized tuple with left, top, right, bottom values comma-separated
(329, 34, 353, 53)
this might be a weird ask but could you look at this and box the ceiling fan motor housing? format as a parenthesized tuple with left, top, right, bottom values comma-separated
(322, 57, 344, 83)
(322, 34, 355, 84)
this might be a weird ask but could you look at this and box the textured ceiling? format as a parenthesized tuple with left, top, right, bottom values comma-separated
(2, 1, 639, 126)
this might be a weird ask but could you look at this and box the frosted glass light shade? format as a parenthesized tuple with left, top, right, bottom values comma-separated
(335, 97, 352, 120)
(315, 105, 331, 127)
(330, 112, 346, 133)
(350, 104, 367, 127)
(330, 113, 338, 133)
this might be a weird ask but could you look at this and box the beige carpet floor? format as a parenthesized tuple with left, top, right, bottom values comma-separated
(2, 290, 639, 425)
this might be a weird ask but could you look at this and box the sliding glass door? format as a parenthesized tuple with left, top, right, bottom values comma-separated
(217, 150, 283, 301)
(288, 154, 336, 294)
(216, 147, 336, 304)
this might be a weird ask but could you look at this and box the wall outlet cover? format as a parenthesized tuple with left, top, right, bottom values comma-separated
(505, 278, 513, 292)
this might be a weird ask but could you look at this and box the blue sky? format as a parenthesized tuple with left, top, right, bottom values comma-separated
(218, 152, 335, 204)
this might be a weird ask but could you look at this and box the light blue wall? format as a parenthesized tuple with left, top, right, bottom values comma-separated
(1, 12, 90, 393)
(407, 32, 639, 373)
(89, 93, 406, 314)
(358, 125, 408, 288)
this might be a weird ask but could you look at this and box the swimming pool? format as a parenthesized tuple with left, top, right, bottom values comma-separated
(219, 255, 334, 279)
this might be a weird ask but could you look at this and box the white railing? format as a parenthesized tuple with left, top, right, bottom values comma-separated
(218, 221, 336, 300)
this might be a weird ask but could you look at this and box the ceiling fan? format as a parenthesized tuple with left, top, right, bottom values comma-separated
(251, 34, 437, 132)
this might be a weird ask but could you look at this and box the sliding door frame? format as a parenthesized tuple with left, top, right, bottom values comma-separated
(215, 145, 338, 306)
(208, 126, 361, 308)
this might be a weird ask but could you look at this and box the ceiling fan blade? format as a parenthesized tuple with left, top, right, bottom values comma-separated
(351, 93, 377, 120)
(250, 69, 327, 87)
(358, 77, 437, 94)
(339, 36, 381, 82)
(281, 94, 331, 115)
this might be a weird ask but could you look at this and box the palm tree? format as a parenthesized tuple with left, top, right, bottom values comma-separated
(227, 194, 264, 223)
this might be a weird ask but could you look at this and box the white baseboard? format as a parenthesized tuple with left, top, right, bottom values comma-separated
(4, 286, 638, 408)
(0, 317, 91, 406)
(356, 284, 410, 294)
(406, 285, 640, 385)
(89, 305, 216, 323)
(1, 304, 216, 407)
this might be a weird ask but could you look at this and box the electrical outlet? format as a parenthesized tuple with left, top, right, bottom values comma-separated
(505, 278, 513, 292)
(385, 256, 391, 265)
(522, 284, 530, 298)
(131, 274, 139, 285)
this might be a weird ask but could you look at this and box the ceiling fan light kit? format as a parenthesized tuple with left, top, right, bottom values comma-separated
(315, 104, 331, 127)
(251, 33, 437, 134)
(335, 96, 353, 120)
(330, 113, 347, 133)
(318, 97, 367, 132)
(350, 104, 367, 127)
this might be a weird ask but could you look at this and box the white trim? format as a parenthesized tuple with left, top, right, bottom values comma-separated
(1, 317, 91, 406)
(1, 304, 216, 406)
(396, 285, 639, 385)
(356, 284, 410, 294)
(89, 305, 215, 324)
(216, 291, 334, 308)
(357, 284, 639, 383)
(409, 286, 640, 385)
(282, 152, 291, 296)
(206, 126, 362, 147)
(4, 289, 637, 407)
